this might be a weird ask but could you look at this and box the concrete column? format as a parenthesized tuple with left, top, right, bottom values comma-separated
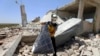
(77, 0, 85, 34)
(94, 6, 100, 33)
(77, 0, 84, 19)
(20, 4, 27, 27)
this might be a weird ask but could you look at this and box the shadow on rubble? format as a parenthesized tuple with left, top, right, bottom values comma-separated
(57, 36, 86, 52)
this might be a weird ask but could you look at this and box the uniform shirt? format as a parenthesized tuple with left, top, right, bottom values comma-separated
(47, 22, 57, 37)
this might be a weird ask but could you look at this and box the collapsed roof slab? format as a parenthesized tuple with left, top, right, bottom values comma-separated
(58, 0, 96, 14)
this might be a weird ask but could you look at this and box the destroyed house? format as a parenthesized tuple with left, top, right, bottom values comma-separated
(54, 0, 100, 33)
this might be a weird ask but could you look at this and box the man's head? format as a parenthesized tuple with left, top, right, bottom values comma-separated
(51, 14, 57, 23)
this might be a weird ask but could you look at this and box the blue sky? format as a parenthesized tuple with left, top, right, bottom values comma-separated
(0, 0, 73, 23)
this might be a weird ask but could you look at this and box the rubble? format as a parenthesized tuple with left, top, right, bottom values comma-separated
(0, 31, 6, 39)
(0, 27, 21, 38)
(0, 27, 22, 56)
(13, 42, 33, 56)
(0, 23, 100, 56)
(92, 47, 100, 56)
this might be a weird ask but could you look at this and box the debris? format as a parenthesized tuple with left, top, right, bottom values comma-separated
(87, 46, 92, 51)
(80, 50, 84, 56)
(71, 43, 79, 50)
(92, 47, 100, 56)
(55, 18, 82, 46)
(0, 32, 6, 39)
(66, 49, 74, 56)
(83, 50, 92, 56)
(79, 45, 85, 52)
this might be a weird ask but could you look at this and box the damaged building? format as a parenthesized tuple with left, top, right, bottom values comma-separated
(43, 0, 100, 34)
(57, 0, 100, 33)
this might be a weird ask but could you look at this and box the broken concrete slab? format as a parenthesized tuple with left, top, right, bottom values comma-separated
(55, 18, 81, 37)
(0, 33, 22, 56)
(54, 18, 82, 46)
(22, 31, 38, 43)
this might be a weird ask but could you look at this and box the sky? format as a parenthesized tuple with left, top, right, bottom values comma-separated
(0, 0, 73, 23)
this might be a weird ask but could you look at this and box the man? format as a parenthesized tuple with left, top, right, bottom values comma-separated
(48, 14, 58, 56)
(40, 14, 58, 56)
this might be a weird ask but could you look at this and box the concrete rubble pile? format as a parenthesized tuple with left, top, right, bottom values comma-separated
(14, 33, 100, 56)
(78, 34, 100, 56)
(0, 20, 99, 56)
(0, 27, 23, 56)
(55, 34, 100, 56)
(43, 34, 100, 56)
(14, 42, 33, 56)
(0, 27, 21, 38)
(0, 27, 22, 48)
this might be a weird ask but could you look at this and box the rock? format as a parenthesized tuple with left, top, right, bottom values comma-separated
(24, 54, 29, 56)
(28, 52, 32, 55)
(74, 43, 79, 46)
(96, 34, 100, 39)
(73, 50, 80, 56)
(71, 54, 77, 56)
(57, 52, 68, 56)
(19, 49, 24, 53)
(17, 54, 22, 56)
(71, 43, 79, 50)
(93, 38, 98, 41)
(76, 52, 80, 56)
(83, 50, 92, 56)
(92, 47, 100, 56)
(66, 49, 74, 56)
(87, 46, 92, 51)
(75, 36, 80, 40)
(29, 46, 32, 50)
(79, 45, 85, 52)
(84, 39, 91, 43)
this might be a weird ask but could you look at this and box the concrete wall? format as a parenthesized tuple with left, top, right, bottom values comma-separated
(83, 21, 93, 33)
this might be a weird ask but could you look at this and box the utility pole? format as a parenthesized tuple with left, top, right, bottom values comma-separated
(16, 0, 27, 27)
